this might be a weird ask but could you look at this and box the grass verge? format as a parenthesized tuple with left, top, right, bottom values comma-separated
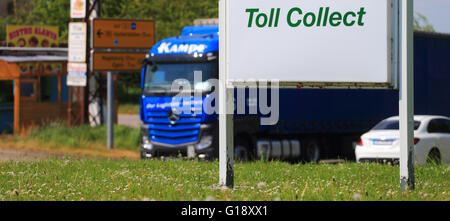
(0, 159, 448, 201)
(27, 123, 140, 151)
(0, 123, 140, 160)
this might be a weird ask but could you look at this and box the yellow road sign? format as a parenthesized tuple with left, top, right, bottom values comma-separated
(93, 52, 147, 71)
(92, 19, 155, 49)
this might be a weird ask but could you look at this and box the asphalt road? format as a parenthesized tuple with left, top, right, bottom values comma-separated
(0, 148, 58, 162)
(118, 114, 140, 128)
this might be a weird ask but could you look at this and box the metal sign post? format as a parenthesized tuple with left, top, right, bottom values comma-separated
(91, 17, 155, 150)
(219, 87, 235, 187)
(219, 0, 234, 188)
(399, 0, 415, 192)
(107, 71, 114, 150)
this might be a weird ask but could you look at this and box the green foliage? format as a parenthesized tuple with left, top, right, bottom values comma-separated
(118, 84, 141, 105)
(414, 12, 435, 32)
(1, 0, 218, 42)
(117, 72, 142, 104)
(2, 1, 438, 43)
(1, 0, 71, 41)
(118, 103, 140, 115)
(27, 123, 140, 151)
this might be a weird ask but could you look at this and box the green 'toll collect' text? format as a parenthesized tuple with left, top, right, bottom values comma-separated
(246, 7, 367, 28)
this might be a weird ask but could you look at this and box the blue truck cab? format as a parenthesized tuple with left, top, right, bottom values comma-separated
(139, 26, 223, 159)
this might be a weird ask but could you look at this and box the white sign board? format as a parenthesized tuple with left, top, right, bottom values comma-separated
(224, 0, 393, 86)
(68, 22, 87, 63)
(71, 0, 86, 19)
(67, 63, 87, 87)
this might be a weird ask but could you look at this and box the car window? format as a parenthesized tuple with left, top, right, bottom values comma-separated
(427, 119, 449, 134)
(443, 119, 450, 134)
(372, 120, 421, 131)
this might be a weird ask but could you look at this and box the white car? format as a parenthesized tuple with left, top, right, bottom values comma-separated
(355, 115, 450, 165)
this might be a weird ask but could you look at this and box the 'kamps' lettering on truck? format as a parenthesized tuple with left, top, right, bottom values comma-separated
(246, 7, 367, 28)
(157, 42, 207, 54)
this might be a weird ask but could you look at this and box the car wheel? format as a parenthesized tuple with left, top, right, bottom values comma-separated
(427, 148, 441, 165)
(303, 140, 321, 163)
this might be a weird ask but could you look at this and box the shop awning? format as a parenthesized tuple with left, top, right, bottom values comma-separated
(0, 55, 68, 63)
(0, 60, 20, 80)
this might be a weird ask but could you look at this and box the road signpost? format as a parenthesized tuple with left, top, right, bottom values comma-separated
(92, 51, 146, 150)
(92, 19, 155, 49)
(68, 1, 90, 127)
(92, 52, 147, 72)
(67, 63, 88, 87)
(91, 18, 155, 150)
(71, 0, 87, 19)
(219, 0, 412, 190)
(69, 23, 87, 63)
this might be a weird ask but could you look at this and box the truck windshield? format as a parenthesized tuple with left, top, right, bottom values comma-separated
(372, 120, 421, 131)
(144, 62, 217, 92)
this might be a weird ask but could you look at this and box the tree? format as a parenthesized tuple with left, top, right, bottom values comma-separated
(2, 1, 437, 43)
(414, 12, 435, 32)
(1, 0, 219, 42)
(1, 0, 71, 42)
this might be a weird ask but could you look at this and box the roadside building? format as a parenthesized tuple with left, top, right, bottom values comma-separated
(0, 48, 69, 134)
(0, 47, 119, 134)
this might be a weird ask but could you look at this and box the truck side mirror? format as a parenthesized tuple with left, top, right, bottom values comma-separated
(141, 65, 146, 90)
(141, 58, 150, 66)
(141, 59, 153, 90)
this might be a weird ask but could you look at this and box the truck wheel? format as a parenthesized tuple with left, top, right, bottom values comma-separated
(140, 151, 147, 160)
(303, 140, 321, 163)
(234, 138, 252, 162)
(427, 148, 441, 165)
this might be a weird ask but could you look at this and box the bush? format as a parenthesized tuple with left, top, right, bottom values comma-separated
(27, 122, 140, 151)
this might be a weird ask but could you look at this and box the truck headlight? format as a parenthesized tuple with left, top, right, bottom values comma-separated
(142, 134, 153, 150)
(142, 134, 151, 145)
(196, 135, 213, 150)
(142, 143, 153, 150)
